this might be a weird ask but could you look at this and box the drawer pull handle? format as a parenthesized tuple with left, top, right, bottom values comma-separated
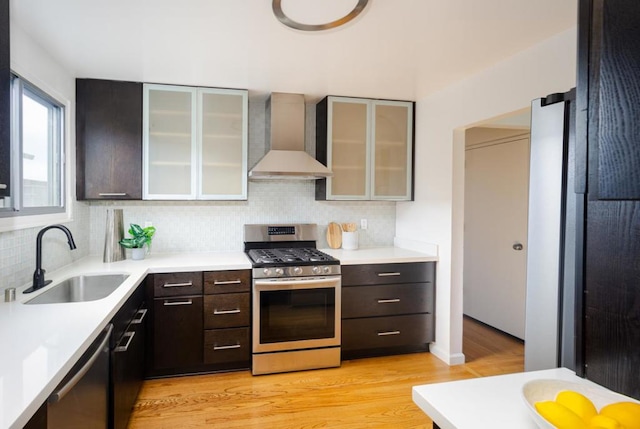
(213, 344, 241, 351)
(163, 281, 193, 288)
(0, 184, 6, 190)
(115, 331, 136, 352)
(377, 272, 401, 277)
(377, 298, 400, 304)
(213, 280, 242, 285)
(132, 308, 148, 324)
(213, 309, 241, 315)
(378, 330, 401, 336)
(98, 192, 127, 196)
(163, 299, 193, 306)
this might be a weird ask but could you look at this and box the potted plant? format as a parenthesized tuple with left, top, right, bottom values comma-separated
(119, 223, 156, 260)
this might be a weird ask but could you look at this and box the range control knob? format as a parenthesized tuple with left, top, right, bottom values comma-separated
(263, 268, 272, 277)
(275, 268, 284, 276)
(323, 266, 331, 274)
(292, 267, 303, 276)
(312, 266, 321, 275)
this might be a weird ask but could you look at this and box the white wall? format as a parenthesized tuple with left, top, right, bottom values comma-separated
(396, 28, 578, 364)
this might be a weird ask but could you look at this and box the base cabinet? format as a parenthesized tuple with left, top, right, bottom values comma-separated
(341, 262, 435, 359)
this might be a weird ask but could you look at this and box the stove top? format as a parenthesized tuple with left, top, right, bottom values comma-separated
(247, 248, 338, 267)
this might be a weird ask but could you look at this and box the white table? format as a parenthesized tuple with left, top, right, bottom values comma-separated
(412, 368, 602, 429)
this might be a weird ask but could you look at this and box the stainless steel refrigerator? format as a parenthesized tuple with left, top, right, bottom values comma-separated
(525, 89, 582, 372)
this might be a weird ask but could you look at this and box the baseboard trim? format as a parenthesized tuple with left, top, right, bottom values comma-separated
(429, 343, 466, 365)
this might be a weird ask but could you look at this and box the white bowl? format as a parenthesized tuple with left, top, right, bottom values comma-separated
(521, 379, 639, 428)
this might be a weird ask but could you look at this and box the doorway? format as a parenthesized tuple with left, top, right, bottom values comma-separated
(462, 110, 531, 344)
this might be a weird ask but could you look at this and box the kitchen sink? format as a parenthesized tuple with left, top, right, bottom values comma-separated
(25, 274, 130, 304)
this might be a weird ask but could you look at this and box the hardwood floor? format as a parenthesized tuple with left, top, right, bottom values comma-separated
(129, 317, 523, 428)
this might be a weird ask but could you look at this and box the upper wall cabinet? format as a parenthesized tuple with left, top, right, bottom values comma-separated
(315, 96, 414, 201)
(143, 84, 248, 200)
(76, 79, 143, 200)
(0, 0, 10, 199)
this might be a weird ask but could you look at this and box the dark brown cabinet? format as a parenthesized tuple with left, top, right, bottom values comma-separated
(76, 78, 142, 200)
(203, 270, 251, 370)
(146, 272, 204, 376)
(0, 0, 10, 198)
(341, 262, 435, 359)
(579, 0, 640, 400)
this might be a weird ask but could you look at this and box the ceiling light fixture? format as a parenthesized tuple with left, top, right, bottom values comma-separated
(272, 0, 369, 31)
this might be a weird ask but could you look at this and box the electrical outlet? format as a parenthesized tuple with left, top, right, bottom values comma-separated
(144, 221, 153, 228)
(360, 219, 368, 230)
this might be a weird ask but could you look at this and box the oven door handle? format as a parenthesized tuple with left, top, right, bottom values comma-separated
(254, 277, 340, 288)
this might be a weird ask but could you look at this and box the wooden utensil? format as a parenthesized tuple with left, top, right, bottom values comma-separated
(327, 222, 342, 249)
(341, 223, 357, 232)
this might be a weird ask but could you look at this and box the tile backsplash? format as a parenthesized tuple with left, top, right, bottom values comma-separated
(89, 180, 396, 255)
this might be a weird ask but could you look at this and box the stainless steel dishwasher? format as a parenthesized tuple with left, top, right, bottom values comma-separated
(47, 324, 112, 429)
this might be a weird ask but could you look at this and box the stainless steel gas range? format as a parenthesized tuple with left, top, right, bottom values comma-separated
(244, 224, 341, 375)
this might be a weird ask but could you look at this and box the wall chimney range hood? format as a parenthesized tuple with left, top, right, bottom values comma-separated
(248, 92, 333, 180)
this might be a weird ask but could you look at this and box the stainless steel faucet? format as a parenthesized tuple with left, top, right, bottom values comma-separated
(24, 224, 77, 294)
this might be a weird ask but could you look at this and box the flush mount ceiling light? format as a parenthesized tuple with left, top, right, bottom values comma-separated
(272, 0, 369, 31)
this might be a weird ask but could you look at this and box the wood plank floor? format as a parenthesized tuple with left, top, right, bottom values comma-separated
(129, 317, 523, 428)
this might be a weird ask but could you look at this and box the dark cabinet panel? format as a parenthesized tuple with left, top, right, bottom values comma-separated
(152, 296, 203, 370)
(204, 293, 250, 329)
(583, 200, 640, 399)
(586, 0, 640, 199)
(342, 314, 434, 352)
(76, 79, 142, 200)
(153, 272, 203, 297)
(342, 282, 434, 319)
(0, 0, 9, 198)
(342, 262, 433, 286)
(204, 327, 250, 365)
(204, 270, 250, 294)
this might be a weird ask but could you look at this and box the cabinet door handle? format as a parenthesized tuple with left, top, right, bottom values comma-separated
(377, 298, 400, 304)
(213, 280, 242, 285)
(163, 281, 193, 288)
(132, 308, 148, 324)
(98, 192, 127, 197)
(213, 344, 241, 351)
(115, 331, 136, 352)
(378, 330, 401, 336)
(377, 272, 401, 277)
(163, 299, 193, 306)
(213, 309, 241, 315)
(0, 184, 6, 190)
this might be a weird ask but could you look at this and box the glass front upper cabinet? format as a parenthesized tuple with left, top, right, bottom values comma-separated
(316, 96, 413, 201)
(143, 84, 248, 200)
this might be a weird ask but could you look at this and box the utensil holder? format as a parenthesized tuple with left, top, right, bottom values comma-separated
(342, 231, 359, 250)
(103, 209, 125, 263)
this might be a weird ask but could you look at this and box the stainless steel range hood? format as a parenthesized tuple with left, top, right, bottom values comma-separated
(248, 92, 333, 180)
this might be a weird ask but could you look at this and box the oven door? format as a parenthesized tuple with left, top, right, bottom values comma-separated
(253, 276, 341, 353)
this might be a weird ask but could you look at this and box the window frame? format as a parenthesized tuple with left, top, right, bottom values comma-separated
(0, 71, 72, 231)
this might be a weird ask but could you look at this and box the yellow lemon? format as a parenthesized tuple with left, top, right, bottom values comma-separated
(556, 390, 598, 423)
(600, 402, 640, 429)
(536, 400, 589, 429)
(589, 414, 624, 429)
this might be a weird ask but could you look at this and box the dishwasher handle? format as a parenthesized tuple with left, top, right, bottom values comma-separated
(49, 324, 113, 404)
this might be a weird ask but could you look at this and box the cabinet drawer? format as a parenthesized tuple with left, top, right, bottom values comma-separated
(204, 270, 250, 294)
(204, 327, 250, 365)
(342, 282, 434, 318)
(204, 293, 250, 329)
(342, 314, 434, 351)
(342, 262, 434, 286)
(153, 272, 203, 297)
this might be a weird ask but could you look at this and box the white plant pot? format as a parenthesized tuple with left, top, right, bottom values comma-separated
(131, 248, 146, 260)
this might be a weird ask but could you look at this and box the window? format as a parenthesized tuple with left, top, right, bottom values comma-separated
(0, 74, 65, 216)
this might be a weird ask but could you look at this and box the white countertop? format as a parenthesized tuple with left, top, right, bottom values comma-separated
(321, 247, 437, 265)
(0, 246, 436, 429)
(412, 367, 630, 429)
